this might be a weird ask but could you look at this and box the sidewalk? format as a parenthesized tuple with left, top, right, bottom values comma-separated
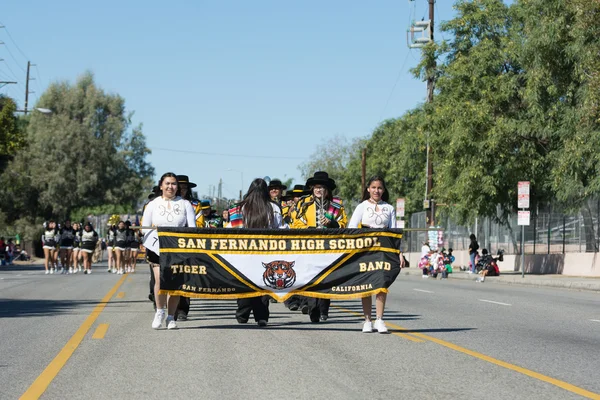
(401, 267, 600, 292)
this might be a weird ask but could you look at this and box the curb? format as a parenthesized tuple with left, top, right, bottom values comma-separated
(401, 269, 600, 292)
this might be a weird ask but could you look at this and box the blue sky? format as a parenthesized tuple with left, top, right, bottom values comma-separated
(1, 0, 456, 200)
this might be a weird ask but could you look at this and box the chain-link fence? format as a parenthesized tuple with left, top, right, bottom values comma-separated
(403, 198, 600, 255)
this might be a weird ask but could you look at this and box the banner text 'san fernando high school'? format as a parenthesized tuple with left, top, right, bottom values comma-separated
(157, 228, 402, 301)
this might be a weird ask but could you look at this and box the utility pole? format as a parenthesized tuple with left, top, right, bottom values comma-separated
(24, 61, 36, 115)
(425, 0, 435, 226)
(218, 178, 222, 210)
(24, 61, 30, 114)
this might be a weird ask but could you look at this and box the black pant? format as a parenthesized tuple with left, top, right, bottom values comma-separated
(236, 296, 270, 322)
(284, 295, 301, 309)
(307, 298, 330, 317)
(149, 264, 156, 307)
(178, 296, 190, 315)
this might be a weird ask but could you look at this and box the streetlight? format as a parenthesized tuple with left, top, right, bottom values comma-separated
(226, 168, 244, 201)
(15, 107, 53, 114)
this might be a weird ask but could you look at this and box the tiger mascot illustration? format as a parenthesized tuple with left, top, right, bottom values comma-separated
(262, 260, 296, 289)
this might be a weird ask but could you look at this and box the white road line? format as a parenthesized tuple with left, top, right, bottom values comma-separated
(478, 299, 511, 306)
(413, 289, 434, 294)
(590, 319, 600, 323)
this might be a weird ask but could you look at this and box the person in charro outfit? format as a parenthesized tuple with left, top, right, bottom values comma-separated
(173, 174, 202, 321)
(283, 184, 309, 310)
(291, 171, 348, 322)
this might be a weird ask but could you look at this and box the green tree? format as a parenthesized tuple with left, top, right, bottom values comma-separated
(0, 95, 25, 171)
(0, 72, 154, 232)
(299, 135, 367, 204)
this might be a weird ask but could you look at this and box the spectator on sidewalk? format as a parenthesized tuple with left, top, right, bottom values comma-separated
(0, 237, 6, 266)
(6, 239, 15, 265)
(469, 234, 479, 274)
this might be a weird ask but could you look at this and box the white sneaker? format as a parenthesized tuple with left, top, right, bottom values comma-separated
(50, 268, 55, 274)
(166, 315, 178, 330)
(87, 269, 92, 274)
(362, 321, 373, 333)
(79, 267, 83, 272)
(73, 268, 78, 274)
(152, 310, 165, 329)
(45, 270, 50, 275)
(112, 268, 117, 274)
(422, 275, 429, 279)
(373, 319, 388, 334)
(68, 268, 73, 274)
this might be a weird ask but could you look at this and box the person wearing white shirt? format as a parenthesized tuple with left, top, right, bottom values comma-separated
(348, 176, 404, 334)
(142, 172, 196, 330)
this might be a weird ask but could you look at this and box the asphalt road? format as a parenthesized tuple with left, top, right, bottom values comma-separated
(1, 262, 599, 400)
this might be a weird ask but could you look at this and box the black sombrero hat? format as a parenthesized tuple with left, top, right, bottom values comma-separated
(200, 200, 211, 210)
(147, 185, 160, 200)
(267, 179, 287, 190)
(282, 184, 309, 200)
(305, 171, 336, 191)
(177, 175, 197, 189)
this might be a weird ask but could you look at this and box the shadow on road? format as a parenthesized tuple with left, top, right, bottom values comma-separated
(0, 298, 145, 318)
(0, 264, 44, 272)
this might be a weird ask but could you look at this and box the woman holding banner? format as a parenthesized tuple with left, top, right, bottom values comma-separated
(227, 178, 284, 327)
(143, 172, 196, 330)
(348, 176, 402, 334)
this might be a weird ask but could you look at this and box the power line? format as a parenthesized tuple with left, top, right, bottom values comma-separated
(34, 65, 44, 91)
(151, 147, 307, 160)
(0, 22, 30, 61)
(377, 49, 412, 123)
(0, 42, 27, 74)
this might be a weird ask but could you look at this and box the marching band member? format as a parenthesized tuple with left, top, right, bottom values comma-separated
(291, 171, 347, 322)
(114, 221, 129, 275)
(227, 178, 285, 327)
(177, 175, 204, 228)
(200, 200, 221, 228)
(175, 174, 201, 321)
(348, 176, 403, 334)
(128, 221, 141, 273)
(283, 184, 310, 310)
(71, 222, 82, 273)
(143, 172, 196, 330)
(80, 222, 99, 274)
(106, 224, 116, 273)
(42, 220, 59, 274)
(59, 220, 76, 274)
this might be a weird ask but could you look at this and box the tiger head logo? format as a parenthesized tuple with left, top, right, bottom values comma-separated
(262, 260, 296, 290)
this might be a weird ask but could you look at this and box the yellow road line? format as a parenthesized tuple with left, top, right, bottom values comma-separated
(333, 306, 600, 399)
(332, 306, 424, 343)
(92, 324, 110, 339)
(20, 274, 128, 400)
(116, 292, 125, 299)
(408, 330, 600, 400)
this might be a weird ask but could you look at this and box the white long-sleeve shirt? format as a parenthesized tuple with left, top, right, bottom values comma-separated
(142, 196, 196, 234)
(348, 200, 396, 229)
